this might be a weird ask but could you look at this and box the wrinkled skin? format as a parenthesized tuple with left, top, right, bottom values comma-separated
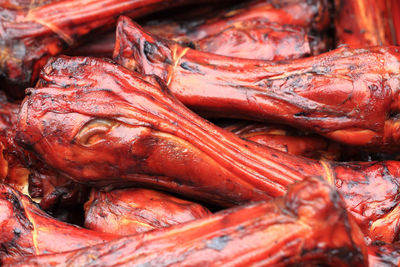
(72, 0, 330, 60)
(0, 94, 24, 189)
(113, 17, 400, 149)
(225, 122, 341, 160)
(334, 0, 395, 47)
(14, 56, 400, 243)
(368, 242, 400, 266)
(0, 0, 212, 98)
(0, 96, 88, 209)
(84, 188, 211, 235)
(0, 183, 118, 264)
(3, 177, 368, 267)
(16, 56, 318, 206)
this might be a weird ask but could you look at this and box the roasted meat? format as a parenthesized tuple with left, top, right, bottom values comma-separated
(84, 188, 211, 235)
(71, 0, 331, 59)
(391, 0, 400, 46)
(334, 0, 394, 47)
(113, 17, 400, 149)
(225, 122, 341, 160)
(0, 0, 213, 98)
(3, 177, 368, 267)
(0, 183, 117, 263)
(15, 56, 400, 242)
(368, 242, 400, 267)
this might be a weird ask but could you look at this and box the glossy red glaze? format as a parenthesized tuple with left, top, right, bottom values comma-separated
(368, 242, 400, 266)
(14, 56, 400, 243)
(71, 0, 330, 60)
(114, 17, 400, 149)
(225, 122, 341, 160)
(84, 188, 211, 235)
(0, 183, 117, 263)
(0, 0, 213, 97)
(334, 0, 394, 47)
(4, 178, 368, 267)
(16, 56, 318, 206)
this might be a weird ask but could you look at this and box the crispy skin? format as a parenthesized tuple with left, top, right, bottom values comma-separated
(113, 17, 400, 149)
(0, 97, 88, 209)
(4, 177, 368, 267)
(146, 0, 331, 60)
(72, 0, 330, 60)
(334, 0, 394, 46)
(0, 183, 117, 263)
(14, 56, 400, 242)
(84, 188, 211, 235)
(16, 56, 318, 206)
(368, 242, 400, 266)
(331, 161, 400, 244)
(0, 0, 211, 98)
(225, 122, 341, 160)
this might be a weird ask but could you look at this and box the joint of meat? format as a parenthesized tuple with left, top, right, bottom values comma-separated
(14, 55, 400, 243)
(113, 16, 400, 149)
(84, 188, 211, 235)
(0, 0, 216, 98)
(3, 177, 368, 267)
(0, 183, 117, 263)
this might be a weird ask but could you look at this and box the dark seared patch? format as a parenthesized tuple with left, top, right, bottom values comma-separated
(179, 62, 204, 75)
(143, 41, 157, 58)
(13, 228, 21, 238)
(5, 191, 33, 230)
(343, 29, 353, 34)
(179, 41, 196, 50)
(294, 112, 309, 117)
(206, 235, 230, 251)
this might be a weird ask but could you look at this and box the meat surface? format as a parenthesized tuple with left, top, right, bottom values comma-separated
(334, 0, 394, 46)
(71, 0, 331, 59)
(14, 56, 400, 243)
(368, 242, 400, 267)
(0, 183, 117, 264)
(0, 0, 212, 98)
(3, 177, 368, 267)
(225, 122, 341, 160)
(84, 188, 211, 235)
(113, 17, 400, 149)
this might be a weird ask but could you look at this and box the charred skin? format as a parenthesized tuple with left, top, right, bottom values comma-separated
(71, 0, 330, 60)
(334, 0, 394, 47)
(3, 177, 368, 267)
(113, 17, 400, 149)
(0, 0, 212, 97)
(14, 56, 400, 243)
(0, 96, 88, 210)
(332, 160, 400, 244)
(84, 188, 212, 235)
(159, 0, 331, 59)
(368, 242, 400, 267)
(147, 0, 331, 60)
(15, 56, 320, 206)
(225, 122, 341, 160)
(0, 95, 25, 190)
(0, 183, 117, 263)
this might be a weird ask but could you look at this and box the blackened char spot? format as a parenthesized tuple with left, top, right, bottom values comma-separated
(143, 41, 157, 58)
(179, 41, 196, 49)
(294, 112, 309, 117)
(180, 62, 204, 75)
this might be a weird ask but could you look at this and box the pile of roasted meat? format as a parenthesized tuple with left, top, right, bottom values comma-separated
(2, 0, 400, 266)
